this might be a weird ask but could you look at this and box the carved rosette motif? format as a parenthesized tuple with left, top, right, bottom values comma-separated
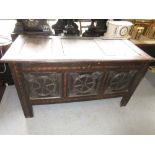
(68, 72, 103, 97)
(105, 70, 137, 94)
(24, 73, 62, 99)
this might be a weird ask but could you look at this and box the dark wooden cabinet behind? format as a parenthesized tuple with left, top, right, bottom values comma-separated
(1, 35, 154, 117)
(131, 39, 155, 66)
(0, 37, 13, 102)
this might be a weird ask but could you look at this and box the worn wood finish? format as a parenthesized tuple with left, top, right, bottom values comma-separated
(120, 62, 150, 106)
(1, 35, 154, 118)
(9, 63, 33, 117)
(0, 81, 5, 103)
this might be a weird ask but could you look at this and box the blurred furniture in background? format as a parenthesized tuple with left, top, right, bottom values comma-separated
(82, 19, 108, 37)
(131, 38, 155, 66)
(130, 19, 155, 73)
(129, 20, 155, 69)
(52, 19, 80, 36)
(0, 20, 16, 102)
(52, 19, 67, 35)
(51, 19, 107, 37)
(0, 35, 13, 102)
(129, 19, 154, 39)
(13, 19, 52, 35)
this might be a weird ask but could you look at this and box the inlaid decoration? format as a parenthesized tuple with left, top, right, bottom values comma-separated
(24, 73, 62, 99)
(68, 72, 103, 97)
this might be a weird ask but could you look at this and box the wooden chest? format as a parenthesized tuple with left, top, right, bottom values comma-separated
(1, 35, 154, 118)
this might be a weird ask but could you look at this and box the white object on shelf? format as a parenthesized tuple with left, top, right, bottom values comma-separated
(104, 21, 133, 39)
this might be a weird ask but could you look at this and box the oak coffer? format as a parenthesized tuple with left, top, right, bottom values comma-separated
(0, 35, 154, 118)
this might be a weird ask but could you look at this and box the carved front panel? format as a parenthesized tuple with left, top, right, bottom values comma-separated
(68, 71, 103, 97)
(24, 73, 62, 99)
(104, 70, 137, 94)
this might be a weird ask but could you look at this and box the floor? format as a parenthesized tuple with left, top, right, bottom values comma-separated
(0, 71, 155, 135)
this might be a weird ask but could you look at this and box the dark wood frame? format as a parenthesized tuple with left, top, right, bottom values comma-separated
(8, 60, 150, 118)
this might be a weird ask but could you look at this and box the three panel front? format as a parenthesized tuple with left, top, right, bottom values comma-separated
(23, 69, 138, 101)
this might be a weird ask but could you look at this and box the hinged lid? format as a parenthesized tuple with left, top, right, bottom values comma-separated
(1, 35, 154, 62)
